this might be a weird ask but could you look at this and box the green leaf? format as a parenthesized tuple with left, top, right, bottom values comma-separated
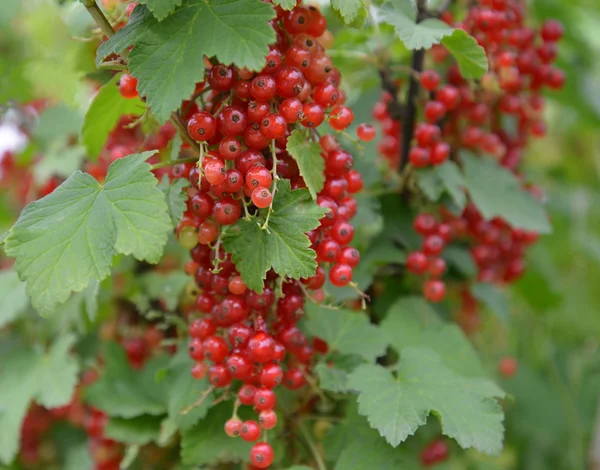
(96, 1, 275, 122)
(3, 152, 172, 316)
(472, 283, 509, 324)
(442, 29, 488, 79)
(223, 181, 326, 292)
(0, 269, 28, 328)
(443, 245, 477, 277)
(287, 467, 314, 470)
(0, 337, 79, 464)
(181, 403, 253, 465)
(315, 363, 350, 393)
(159, 176, 189, 225)
(33, 104, 82, 146)
(165, 347, 214, 431)
(335, 435, 406, 470)
(81, 74, 146, 159)
(105, 415, 163, 445)
(382, 297, 491, 378)
(380, 1, 454, 50)
(461, 153, 551, 233)
(32, 143, 86, 185)
(347, 349, 506, 454)
(140, 271, 189, 310)
(86, 343, 169, 418)
(286, 129, 325, 199)
(271, 0, 296, 10)
(331, 0, 367, 24)
(137, 0, 183, 20)
(417, 161, 466, 210)
(305, 304, 388, 362)
(120, 446, 140, 469)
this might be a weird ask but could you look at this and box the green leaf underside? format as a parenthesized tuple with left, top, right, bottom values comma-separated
(105, 415, 163, 445)
(81, 74, 146, 159)
(348, 348, 506, 454)
(271, 0, 296, 10)
(461, 153, 551, 233)
(442, 29, 489, 79)
(286, 129, 325, 199)
(331, 0, 366, 24)
(380, 1, 454, 50)
(382, 297, 494, 378)
(96, 0, 276, 122)
(472, 282, 510, 323)
(315, 363, 350, 393)
(417, 161, 466, 210)
(159, 176, 189, 225)
(0, 269, 28, 327)
(0, 336, 79, 464)
(3, 152, 172, 316)
(222, 180, 326, 293)
(181, 403, 253, 465)
(138, 0, 183, 21)
(86, 343, 169, 418)
(305, 304, 388, 362)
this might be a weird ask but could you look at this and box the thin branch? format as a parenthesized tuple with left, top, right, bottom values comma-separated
(150, 156, 198, 171)
(81, 0, 115, 38)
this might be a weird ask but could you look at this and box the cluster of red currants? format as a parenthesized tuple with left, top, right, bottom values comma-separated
(374, 0, 564, 308)
(158, 2, 365, 467)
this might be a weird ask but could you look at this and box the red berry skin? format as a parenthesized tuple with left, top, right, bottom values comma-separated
(208, 364, 232, 387)
(224, 418, 242, 437)
(258, 410, 277, 430)
(238, 384, 257, 406)
(191, 362, 207, 380)
(202, 336, 229, 363)
(251, 75, 277, 101)
(431, 142, 450, 165)
(188, 338, 204, 362)
(329, 105, 354, 131)
(420, 70, 441, 90)
(247, 100, 270, 123)
(424, 279, 446, 303)
(410, 147, 431, 168)
(187, 112, 217, 142)
(541, 19, 564, 42)
(119, 73, 138, 99)
(428, 257, 446, 278)
(302, 102, 325, 128)
(251, 187, 273, 209)
(217, 106, 248, 137)
(329, 263, 353, 287)
(424, 101, 446, 123)
(250, 442, 275, 469)
(240, 420, 261, 442)
(414, 214, 437, 235)
(226, 353, 253, 380)
(254, 388, 277, 411)
(248, 332, 275, 363)
(259, 363, 283, 388)
(283, 367, 306, 390)
(423, 235, 445, 256)
(356, 123, 376, 141)
(208, 65, 235, 91)
(421, 439, 449, 467)
(280, 98, 304, 123)
(338, 246, 360, 268)
(498, 356, 518, 378)
(407, 251, 428, 275)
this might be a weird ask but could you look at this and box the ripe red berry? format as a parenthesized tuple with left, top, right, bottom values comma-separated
(356, 123, 376, 141)
(248, 332, 275, 363)
(240, 420, 261, 442)
(250, 442, 274, 469)
(208, 65, 235, 91)
(498, 356, 518, 378)
(118, 73, 138, 99)
(420, 70, 440, 90)
(224, 418, 242, 437)
(407, 251, 428, 275)
(258, 410, 277, 430)
(329, 263, 352, 286)
(421, 439, 449, 467)
(251, 187, 273, 209)
(253, 388, 277, 411)
(187, 112, 217, 142)
(424, 279, 446, 302)
(329, 105, 354, 131)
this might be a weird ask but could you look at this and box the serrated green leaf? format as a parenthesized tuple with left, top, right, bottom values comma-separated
(461, 153, 551, 233)
(165, 347, 214, 431)
(472, 283, 509, 324)
(417, 161, 466, 210)
(305, 304, 388, 362)
(3, 152, 172, 316)
(138, 0, 183, 20)
(181, 403, 253, 465)
(272, 0, 296, 10)
(81, 74, 146, 159)
(140, 271, 189, 310)
(0, 269, 28, 328)
(442, 29, 488, 79)
(159, 176, 189, 225)
(382, 296, 494, 378)
(105, 415, 163, 445)
(380, 1, 454, 50)
(347, 349, 506, 454)
(331, 0, 366, 24)
(96, 1, 275, 122)
(0, 337, 79, 464)
(335, 435, 405, 470)
(223, 181, 326, 292)
(86, 343, 169, 418)
(315, 363, 350, 393)
(286, 129, 325, 199)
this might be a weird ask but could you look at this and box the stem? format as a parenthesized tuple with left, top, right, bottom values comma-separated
(261, 140, 279, 230)
(81, 0, 115, 38)
(399, 0, 427, 170)
(150, 156, 198, 171)
(298, 422, 327, 470)
(98, 59, 128, 71)
(180, 386, 215, 414)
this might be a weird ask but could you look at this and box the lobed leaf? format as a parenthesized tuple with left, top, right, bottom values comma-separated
(286, 129, 325, 199)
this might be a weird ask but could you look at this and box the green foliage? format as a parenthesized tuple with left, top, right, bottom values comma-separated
(315, 363, 350, 393)
(159, 176, 189, 225)
(0, 335, 79, 464)
(441, 29, 488, 79)
(105, 415, 163, 445)
(286, 129, 325, 199)
(331, 0, 367, 24)
(472, 283, 509, 324)
(139, 271, 189, 310)
(461, 153, 551, 233)
(81, 74, 146, 159)
(96, 0, 276, 122)
(417, 161, 467, 210)
(223, 181, 326, 292)
(380, 0, 454, 50)
(348, 348, 506, 454)
(3, 152, 172, 316)
(271, 0, 296, 10)
(305, 304, 388, 362)
(137, 0, 183, 21)
(0, 269, 28, 328)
